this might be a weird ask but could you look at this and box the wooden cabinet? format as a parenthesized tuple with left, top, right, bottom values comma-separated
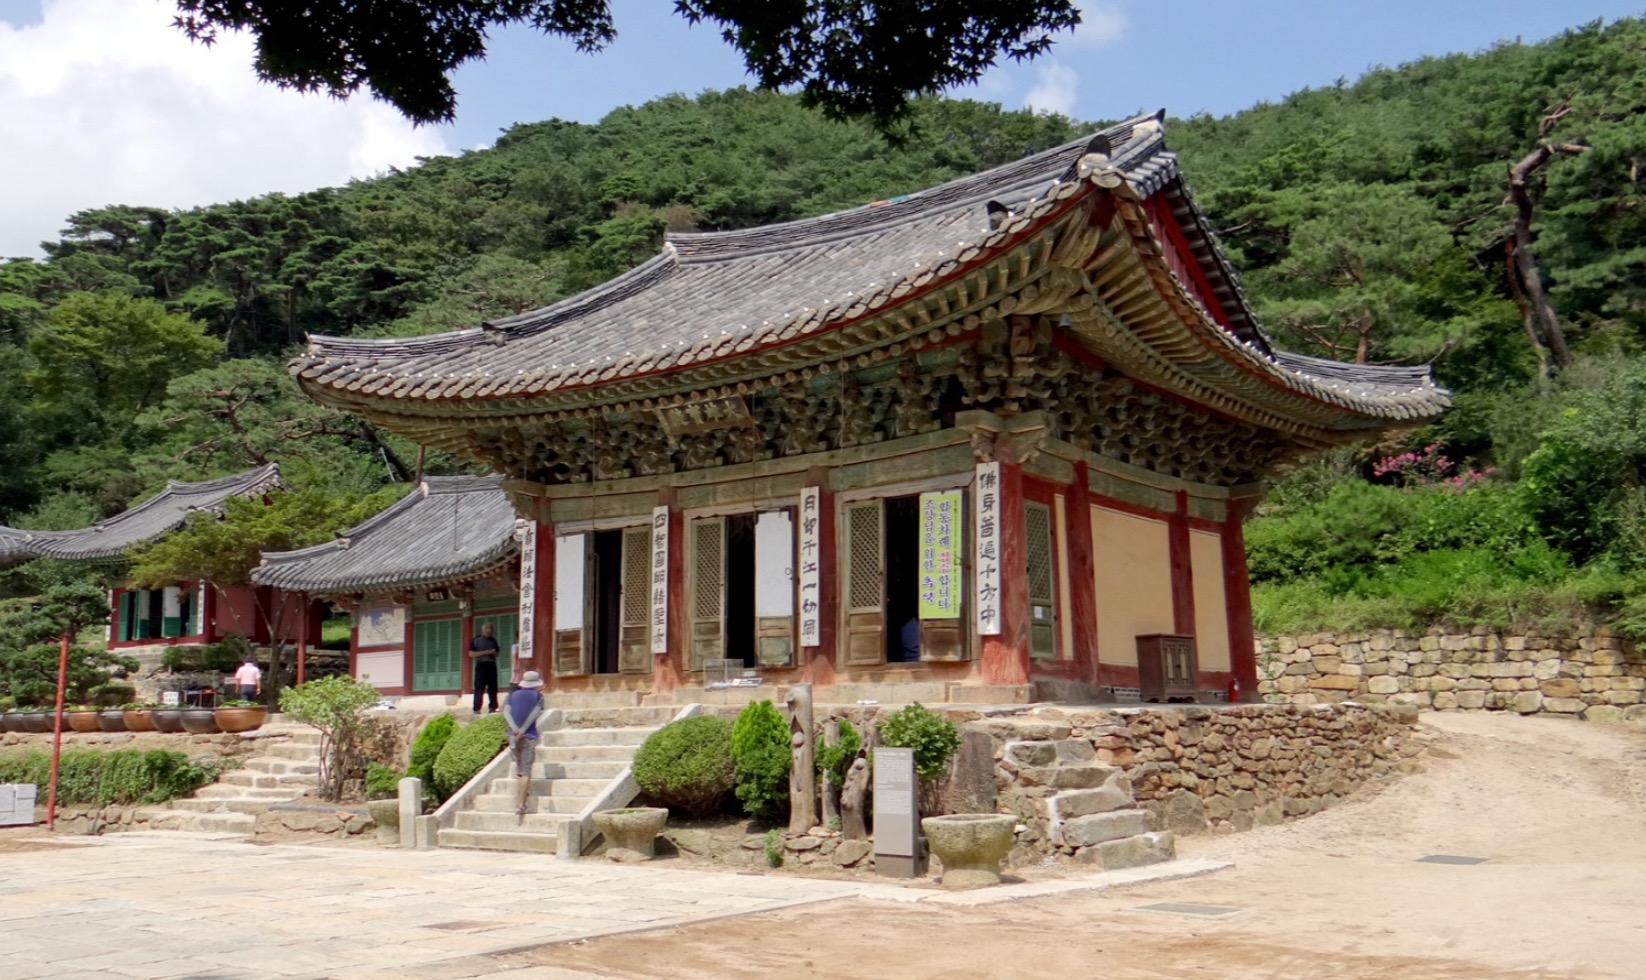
(1136, 633, 1198, 702)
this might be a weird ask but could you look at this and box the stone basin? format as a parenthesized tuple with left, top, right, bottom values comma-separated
(592, 807, 669, 862)
(921, 813, 1017, 889)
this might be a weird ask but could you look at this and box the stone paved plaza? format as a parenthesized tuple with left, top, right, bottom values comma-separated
(0, 831, 1222, 979)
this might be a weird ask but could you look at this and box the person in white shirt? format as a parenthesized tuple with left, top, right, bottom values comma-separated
(233, 657, 262, 702)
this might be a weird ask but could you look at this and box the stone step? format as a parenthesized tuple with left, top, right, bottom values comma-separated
(241, 759, 320, 776)
(437, 828, 560, 854)
(533, 744, 640, 763)
(220, 771, 317, 790)
(140, 808, 257, 834)
(256, 729, 323, 745)
(540, 727, 655, 747)
(256, 743, 325, 761)
(487, 777, 608, 797)
(452, 810, 569, 833)
(167, 797, 287, 814)
(557, 706, 680, 728)
(196, 784, 303, 800)
(472, 794, 592, 815)
(534, 760, 627, 780)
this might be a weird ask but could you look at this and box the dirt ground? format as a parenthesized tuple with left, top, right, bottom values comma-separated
(506, 712, 1646, 980)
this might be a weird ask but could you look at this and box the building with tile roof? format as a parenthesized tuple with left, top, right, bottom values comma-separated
(0, 464, 319, 653)
(289, 114, 1448, 703)
(254, 476, 522, 696)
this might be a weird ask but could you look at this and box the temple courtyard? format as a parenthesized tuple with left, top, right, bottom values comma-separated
(1, 712, 1642, 980)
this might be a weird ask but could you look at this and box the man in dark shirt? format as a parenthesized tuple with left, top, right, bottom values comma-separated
(468, 623, 501, 714)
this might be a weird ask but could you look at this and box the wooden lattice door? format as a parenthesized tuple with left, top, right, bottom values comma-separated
(842, 500, 886, 665)
(618, 526, 653, 673)
(1026, 502, 1057, 660)
(689, 517, 725, 670)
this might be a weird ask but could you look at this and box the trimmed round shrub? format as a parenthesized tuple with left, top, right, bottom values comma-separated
(731, 700, 791, 820)
(431, 715, 508, 800)
(632, 715, 735, 818)
(408, 713, 458, 797)
(879, 702, 960, 782)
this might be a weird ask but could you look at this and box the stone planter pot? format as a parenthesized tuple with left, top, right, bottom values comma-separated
(2, 712, 26, 733)
(592, 807, 669, 862)
(123, 709, 156, 733)
(367, 798, 400, 844)
(179, 708, 221, 734)
(214, 706, 267, 734)
(66, 710, 101, 734)
(921, 814, 1017, 890)
(150, 708, 185, 734)
(19, 712, 51, 734)
(96, 710, 129, 733)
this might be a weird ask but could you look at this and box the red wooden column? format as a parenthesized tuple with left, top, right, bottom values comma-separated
(1168, 490, 1197, 636)
(1222, 497, 1259, 700)
(1067, 463, 1100, 686)
(801, 468, 838, 688)
(981, 459, 1031, 686)
(657, 488, 685, 695)
(530, 518, 555, 692)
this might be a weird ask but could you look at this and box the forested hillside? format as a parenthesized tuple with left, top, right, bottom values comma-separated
(3, 17, 1645, 633)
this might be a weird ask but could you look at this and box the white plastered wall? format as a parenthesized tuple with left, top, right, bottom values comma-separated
(1091, 506, 1174, 666)
(1190, 528, 1232, 672)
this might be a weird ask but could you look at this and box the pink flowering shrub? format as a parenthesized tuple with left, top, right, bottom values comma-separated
(1371, 443, 1495, 491)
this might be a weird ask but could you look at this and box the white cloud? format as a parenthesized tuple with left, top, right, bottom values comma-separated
(1068, 1, 1128, 47)
(0, 0, 451, 257)
(1024, 63, 1080, 117)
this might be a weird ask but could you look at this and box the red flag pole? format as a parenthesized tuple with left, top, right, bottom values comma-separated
(46, 631, 69, 831)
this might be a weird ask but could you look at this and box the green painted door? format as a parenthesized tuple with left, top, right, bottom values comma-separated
(473, 611, 518, 683)
(412, 618, 462, 692)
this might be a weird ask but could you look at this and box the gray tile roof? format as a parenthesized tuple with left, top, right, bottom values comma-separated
(0, 525, 35, 568)
(16, 464, 284, 564)
(292, 112, 1447, 429)
(252, 476, 519, 594)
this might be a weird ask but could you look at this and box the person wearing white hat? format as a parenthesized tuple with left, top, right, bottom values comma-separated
(504, 671, 546, 817)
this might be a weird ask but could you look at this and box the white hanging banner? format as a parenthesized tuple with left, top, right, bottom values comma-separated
(650, 506, 670, 654)
(799, 487, 822, 647)
(516, 522, 537, 660)
(974, 462, 1002, 636)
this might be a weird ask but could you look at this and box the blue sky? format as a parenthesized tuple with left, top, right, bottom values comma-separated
(0, 1, 1642, 255)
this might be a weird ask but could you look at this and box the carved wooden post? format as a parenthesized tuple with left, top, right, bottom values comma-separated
(786, 683, 816, 833)
(840, 757, 870, 840)
(820, 718, 841, 830)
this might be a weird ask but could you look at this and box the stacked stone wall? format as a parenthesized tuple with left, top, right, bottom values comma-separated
(1259, 628, 1646, 724)
(974, 702, 1418, 855)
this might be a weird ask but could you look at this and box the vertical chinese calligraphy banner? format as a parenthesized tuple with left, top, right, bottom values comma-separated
(649, 506, 670, 654)
(918, 492, 962, 620)
(799, 487, 822, 647)
(517, 522, 537, 661)
(974, 462, 1002, 635)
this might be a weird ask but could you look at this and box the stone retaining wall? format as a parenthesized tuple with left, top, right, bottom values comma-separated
(1258, 628, 1646, 724)
(977, 702, 1418, 860)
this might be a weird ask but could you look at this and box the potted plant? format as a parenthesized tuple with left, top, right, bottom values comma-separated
(22, 707, 54, 733)
(150, 703, 185, 733)
(214, 699, 267, 733)
(95, 706, 130, 732)
(65, 705, 101, 733)
(179, 705, 221, 734)
(123, 703, 159, 732)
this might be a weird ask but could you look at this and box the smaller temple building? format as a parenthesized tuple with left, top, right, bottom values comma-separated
(253, 476, 522, 698)
(0, 464, 318, 653)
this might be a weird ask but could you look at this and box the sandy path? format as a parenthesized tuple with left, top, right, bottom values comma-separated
(508, 712, 1646, 980)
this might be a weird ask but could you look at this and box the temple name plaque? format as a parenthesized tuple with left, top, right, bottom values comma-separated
(799, 487, 822, 646)
(873, 747, 923, 877)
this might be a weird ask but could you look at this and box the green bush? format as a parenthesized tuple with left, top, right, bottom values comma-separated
(0, 749, 217, 806)
(816, 718, 862, 787)
(632, 715, 735, 818)
(431, 715, 508, 800)
(878, 703, 960, 783)
(408, 714, 458, 798)
(730, 700, 791, 820)
(365, 762, 403, 801)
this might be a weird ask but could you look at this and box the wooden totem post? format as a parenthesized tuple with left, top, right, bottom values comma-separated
(786, 683, 816, 834)
(840, 757, 870, 840)
(820, 718, 841, 830)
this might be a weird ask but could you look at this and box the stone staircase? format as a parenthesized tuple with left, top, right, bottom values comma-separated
(437, 705, 675, 855)
(138, 727, 322, 834)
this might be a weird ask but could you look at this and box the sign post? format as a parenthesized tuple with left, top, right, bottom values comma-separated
(873, 746, 924, 877)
